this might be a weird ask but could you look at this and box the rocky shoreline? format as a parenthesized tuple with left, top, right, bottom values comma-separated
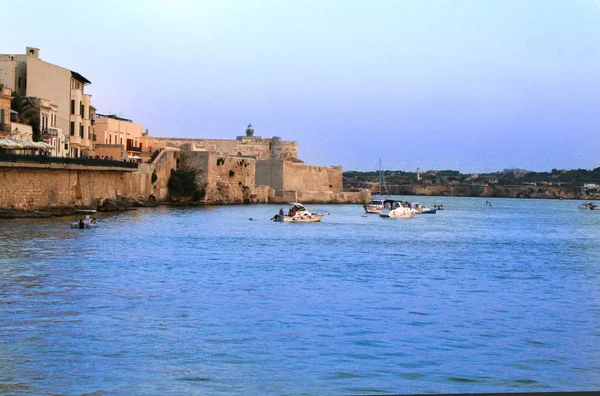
(0, 197, 160, 219)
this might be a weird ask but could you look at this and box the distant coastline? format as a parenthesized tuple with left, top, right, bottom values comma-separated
(344, 168, 600, 201)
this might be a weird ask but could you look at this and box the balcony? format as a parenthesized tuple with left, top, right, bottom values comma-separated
(0, 123, 11, 133)
(127, 145, 142, 153)
(42, 128, 58, 137)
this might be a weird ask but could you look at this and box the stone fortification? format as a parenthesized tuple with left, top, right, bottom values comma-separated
(256, 159, 343, 193)
(0, 162, 152, 212)
(148, 135, 298, 161)
(178, 151, 262, 204)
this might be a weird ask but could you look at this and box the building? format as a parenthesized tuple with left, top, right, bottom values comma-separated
(93, 113, 148, 160)
(0, 86, 11, 137)
(0, 47, 94, 157)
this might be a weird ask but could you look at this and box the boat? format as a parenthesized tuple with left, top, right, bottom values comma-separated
(379, 200, 415, 219)
(433, 201, 444, 210)
(579, 202, 600, 210)
(485, 200, 493, 207)
(70, 209, 99, 229)
(364, 199, 385, 214)
(410, 202, 437, 214)
(364, 158, 390, 214)
(272, 203, 326, 222)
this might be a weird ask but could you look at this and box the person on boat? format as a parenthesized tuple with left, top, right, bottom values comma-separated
(78, 219, 85, 229)
(289, 207, 296, 217)
(91, 217, 97, 224)
(279, 208, 284, 216)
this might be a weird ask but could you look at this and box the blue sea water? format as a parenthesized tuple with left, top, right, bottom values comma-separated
(1, 197, 599, 395)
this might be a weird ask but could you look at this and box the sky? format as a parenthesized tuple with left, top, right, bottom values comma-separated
(2, 0, 599, 173)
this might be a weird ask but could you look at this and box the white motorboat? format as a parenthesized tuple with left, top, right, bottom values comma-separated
(379, 200, 415, 219)
(70, 209, 99, 229)
(579, 202, 600, 210)
(363, 199, 385, 214)
(272, 203, 326, 222)
(410, 202, 437, 214)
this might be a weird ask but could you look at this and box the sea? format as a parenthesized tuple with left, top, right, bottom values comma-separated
(1, 196, 599, 395)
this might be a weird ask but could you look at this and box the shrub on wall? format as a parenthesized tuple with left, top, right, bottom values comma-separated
(229, 170, 235, 177)
(168, 169, 205, 201)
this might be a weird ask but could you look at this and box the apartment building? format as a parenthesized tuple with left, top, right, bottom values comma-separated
(0, 47, 94, 157)
(93, 113, 148, 160)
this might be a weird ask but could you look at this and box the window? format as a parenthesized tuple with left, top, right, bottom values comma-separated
(70, 122, 75, 136)
(80, 124, 83, 138)
(88, 126, 90, 139)
(18, 77, 21, 88)
(71, 100, 75, 115)
(80, 103, 84, 117)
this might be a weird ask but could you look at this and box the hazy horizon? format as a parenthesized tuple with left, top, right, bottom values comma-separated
(2, 0, 599, 173)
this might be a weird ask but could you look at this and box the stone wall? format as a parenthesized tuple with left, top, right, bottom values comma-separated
(0, 162, 150, 211)
(149, 135, 298, 160)
(179, 151, 257, 204)
(149, 149, 179, 201)
(268, 189, 370, 204)
(256, 159, 343, 193)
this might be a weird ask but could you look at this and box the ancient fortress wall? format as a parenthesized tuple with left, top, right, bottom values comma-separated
(179, 151, 262, 203)
(148, 136, 298, 160)
(283, 162, 343, 193)
(255, 159, 284, 191)
(0, 162, 151, 211)
(256, 160, 343, 193)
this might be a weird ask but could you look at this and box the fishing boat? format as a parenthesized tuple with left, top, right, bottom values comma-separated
(364, 158, 390, 214)
(70, 209, 99, 229)
(272, 203, 326, 222)
(379, 200, 415, 219)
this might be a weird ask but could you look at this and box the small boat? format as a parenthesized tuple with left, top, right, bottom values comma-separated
(410, 202, 437, 214)
(379, 200, 415, 219)
(272, 203, 326, 222)
(433, 201, 444, 210)
(363, 199, 385, 214)
(579, 202, 600, 210)
(485, 200, 494, 207)
(70, 209, 99, 229)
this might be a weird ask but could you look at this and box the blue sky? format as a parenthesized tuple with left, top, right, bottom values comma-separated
(2, 0, 599, 172)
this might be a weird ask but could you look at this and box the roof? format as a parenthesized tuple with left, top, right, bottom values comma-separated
(96, 113, 133, 122)
(71, 71, 91, 85)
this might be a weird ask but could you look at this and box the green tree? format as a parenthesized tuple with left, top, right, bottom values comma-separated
(11, 92, 41, 141)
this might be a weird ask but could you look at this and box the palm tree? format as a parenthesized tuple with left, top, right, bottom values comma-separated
(11, 92, 41, 141)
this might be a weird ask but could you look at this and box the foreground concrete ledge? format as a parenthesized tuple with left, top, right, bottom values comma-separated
(0, 161, 137, 172)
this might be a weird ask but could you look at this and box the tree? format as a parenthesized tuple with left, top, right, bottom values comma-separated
(11, 92, 41, 141)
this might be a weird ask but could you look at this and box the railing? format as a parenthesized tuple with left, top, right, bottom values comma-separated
(0, 123, 11, 133)
(0, 152, 139, 169)
(127, 146, 142, 153)
(42, 128, 58, 137)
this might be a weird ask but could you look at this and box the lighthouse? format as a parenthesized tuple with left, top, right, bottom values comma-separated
(245, 123, 254, 137)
